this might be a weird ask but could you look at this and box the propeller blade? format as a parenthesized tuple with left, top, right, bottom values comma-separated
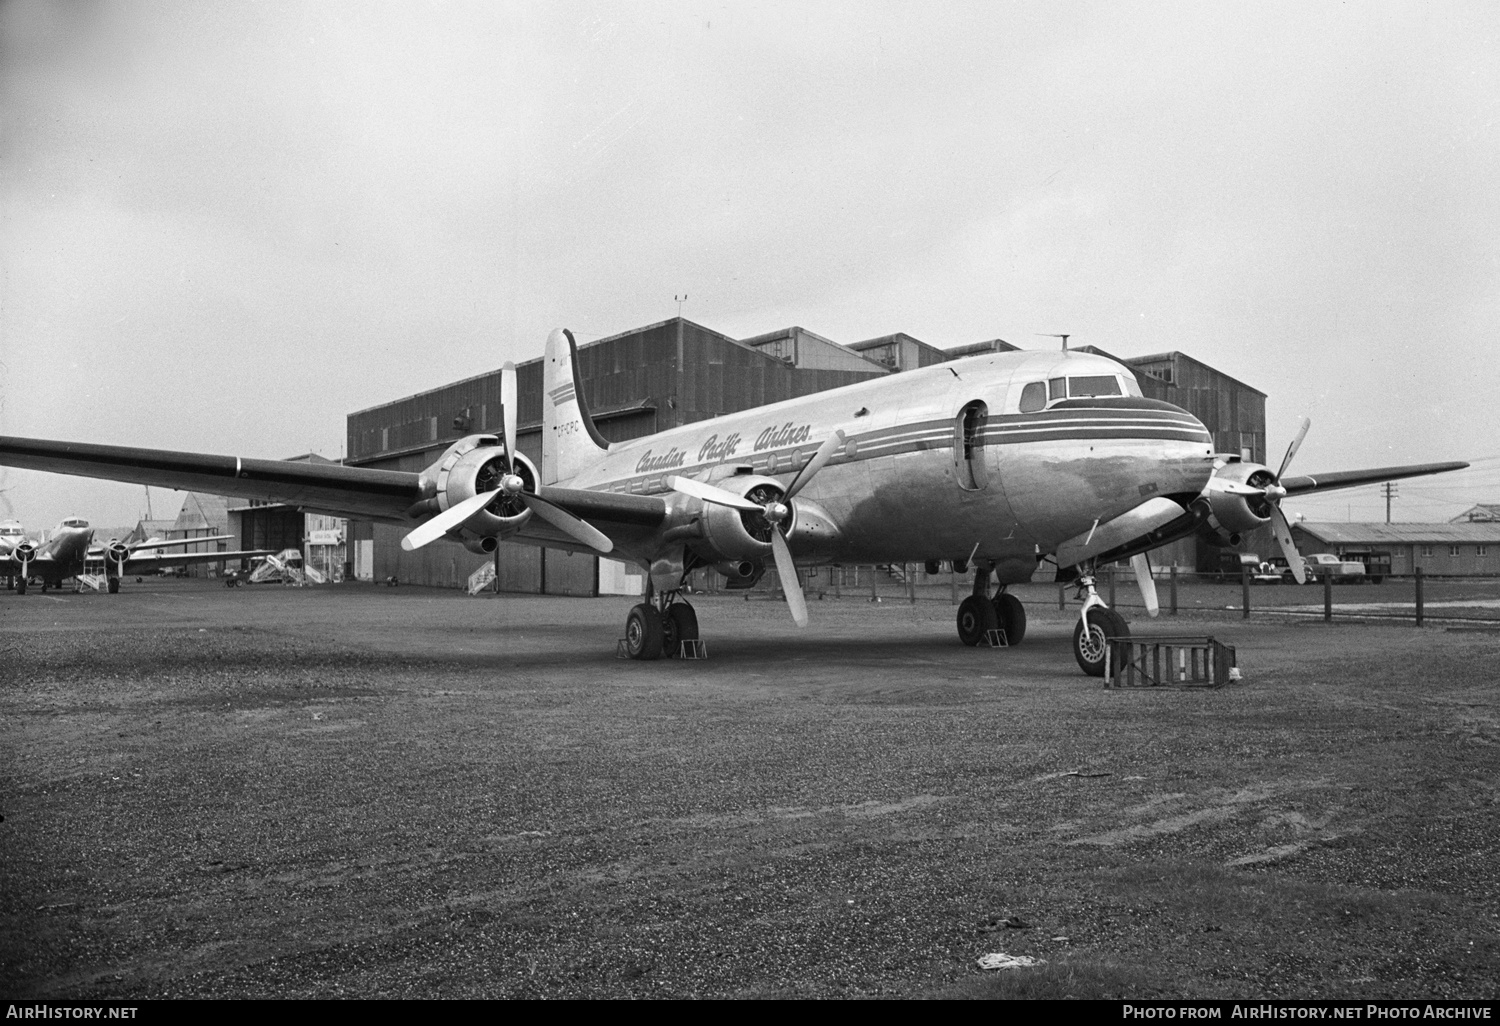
(501, 362, 518, 472)
(769, 529, 808, 628)
(1131, 553, 1160, 618)
(784, 428, 846, 500)
(521, 494, 614, 554)
(1277, 417, 1311, 479)
(1269, 505, 1307, 584)
(665, 475, 764, 513)
(401, 488, 501, 551)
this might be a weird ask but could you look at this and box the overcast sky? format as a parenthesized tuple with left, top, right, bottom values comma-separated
(2, 0, 1497, 530)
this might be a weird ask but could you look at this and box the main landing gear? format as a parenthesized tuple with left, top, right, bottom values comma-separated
(956, 563, 1027, 647)
(1071, 571, 1129, 677)
(623, 582, 700, 660)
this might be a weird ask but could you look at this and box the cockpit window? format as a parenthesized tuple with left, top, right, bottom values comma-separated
(1048, 377, 1066, 401)
(62, 518, 89, 528)
(1067, 375, 1122, 397)
(1123, 376, 1143, 397)
(1018, 381, 1046, 413)
(0, 526, 21, 536)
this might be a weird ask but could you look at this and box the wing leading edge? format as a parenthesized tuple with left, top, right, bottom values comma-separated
(0, 436, 423, 523)
(1280, 461, 1470, 496)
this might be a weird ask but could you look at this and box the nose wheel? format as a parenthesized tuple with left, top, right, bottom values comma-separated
(1071, 573, 1129, 677)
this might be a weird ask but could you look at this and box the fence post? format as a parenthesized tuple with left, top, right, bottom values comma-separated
(1241, 566, 1251, 619)
(907, 563, 916, 604)
(1108, 567, 1116, 607)
(1170, 565, 1179, 616)
(950, 568, 957, 605)
(1323, 573, 1333, 622)
(1058, 582, 1066, 611)
(871, 565, 879, 603)
(1415, 567, 1424, 627)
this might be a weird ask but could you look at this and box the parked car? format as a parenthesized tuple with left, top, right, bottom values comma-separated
(1216, 551, 1262, 581)
(1302, 552, 1365, 582)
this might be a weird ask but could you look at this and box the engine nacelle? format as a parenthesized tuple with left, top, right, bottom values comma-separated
(692, 474, 788, 564)
(15, 541, 36, 567)
(1203, 461, 1277, 540)
(416, 434, 539, 538)
(105, 541, 130, 568)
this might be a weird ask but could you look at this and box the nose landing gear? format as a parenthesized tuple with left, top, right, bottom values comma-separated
(1072, 572, 1129, 677)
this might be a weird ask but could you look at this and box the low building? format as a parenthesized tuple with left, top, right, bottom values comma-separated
(1452, 504, 1500, 523)
(1290, 522, 1500, 576)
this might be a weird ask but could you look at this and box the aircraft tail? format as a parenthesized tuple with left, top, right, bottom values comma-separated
(541, 328, 610, 484)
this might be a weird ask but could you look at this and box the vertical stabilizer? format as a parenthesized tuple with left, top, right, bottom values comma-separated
(541, 328, 610, 484)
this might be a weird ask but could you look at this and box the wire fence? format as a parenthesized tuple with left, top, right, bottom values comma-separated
(688, 564, 1500, 626)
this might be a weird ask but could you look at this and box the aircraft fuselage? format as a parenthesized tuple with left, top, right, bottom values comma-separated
(560, 349, 1215, 582)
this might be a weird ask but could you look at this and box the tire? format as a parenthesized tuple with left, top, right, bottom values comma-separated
(16, 578, 26, 595)
(1073, 607, 1129, 677)
(107, 578, 120, 594)
(992, 592, 1027, 646)
(625, 603, 664, 660)
(957, 594, 1000, 647)
(663, 604, 699, 659)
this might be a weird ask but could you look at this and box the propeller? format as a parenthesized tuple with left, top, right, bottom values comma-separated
(401, 362, 613, 554)
(1208, 418, 1310, 584)
(1130, 553, 1160, 617)
(1266, 418, 1310, 584)
(668, 428, 845, 628)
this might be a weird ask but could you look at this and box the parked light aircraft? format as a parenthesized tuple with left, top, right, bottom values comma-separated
(0, 331, 1467, 672)
(1, 518, 270, 594)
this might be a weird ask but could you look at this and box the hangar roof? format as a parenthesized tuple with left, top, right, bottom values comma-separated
(1294, 522, 1500, 544)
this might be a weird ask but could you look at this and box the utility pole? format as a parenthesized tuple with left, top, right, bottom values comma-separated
(1381, 482, 1399, 524)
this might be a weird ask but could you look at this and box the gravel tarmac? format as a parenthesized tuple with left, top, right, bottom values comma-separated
(2, 579, 1497, 999)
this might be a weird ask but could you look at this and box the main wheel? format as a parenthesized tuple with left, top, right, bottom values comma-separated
(625, 603, 664, 660)
(662, 603, 699, 659)
(16, 577, 27, 595)
(957, 594, 1000, 646)
(992, 592, 1027, 646)
(107, 578, 120, 594)
(1073, 607, 1128, 677)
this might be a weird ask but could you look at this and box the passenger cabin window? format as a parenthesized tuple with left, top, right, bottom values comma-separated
(953, 400, 989, 490)
(1018, 381, 1046, 413)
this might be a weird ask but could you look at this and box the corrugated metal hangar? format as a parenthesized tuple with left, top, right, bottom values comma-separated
(343, 317, 1270, 590)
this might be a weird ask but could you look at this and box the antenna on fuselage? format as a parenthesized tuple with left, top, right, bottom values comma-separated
(1037, 333, 1071, 352)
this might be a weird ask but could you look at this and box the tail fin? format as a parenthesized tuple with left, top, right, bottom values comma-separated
(541, 328, 610, 484)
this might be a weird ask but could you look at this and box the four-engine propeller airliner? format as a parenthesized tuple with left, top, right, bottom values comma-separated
(1, 518, 270, 594)
(0, 330, 1466, 673)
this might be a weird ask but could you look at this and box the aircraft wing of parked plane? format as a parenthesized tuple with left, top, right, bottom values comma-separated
(0, 329, 1467, 672)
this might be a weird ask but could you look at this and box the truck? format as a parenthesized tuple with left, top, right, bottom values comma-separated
(1302, 552, 1366, 582)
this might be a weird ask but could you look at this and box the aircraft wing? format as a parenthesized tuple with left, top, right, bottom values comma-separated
(123, 548, 276, 573)
(533, 485, 667, 528)
(0, 436, 423, 523)
(1280, 461, 1469, 496)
